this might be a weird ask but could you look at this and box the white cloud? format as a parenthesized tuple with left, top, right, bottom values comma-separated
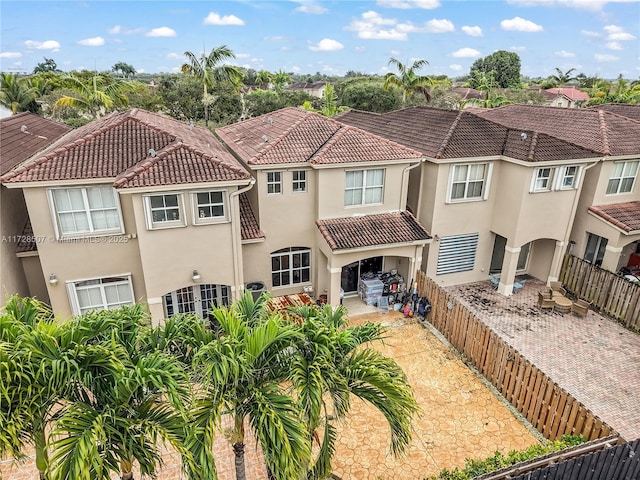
(345, 11, 408, 40)
(506, 0, 637, 12)
(203, 12, 245, 25)
(510, 45, 527, 51)
(425, 18, 454, 33)
(109, 25, 122, 34)
(581, 30, 601, 38)
(146, 27, 177, 37)
(500, 17, 543, 32)
(108, 25, 144, 35)
(24, 39, 60, 50)
(293, 1, 328, 14)
(449, 64, 463, 71)
(462, 25, 483, 37)
(264, 36, 286, 42)
(390, 49, 401, 56)
(376, 0, 440, 8)
(77, 36, 105, 46)
(555, 50, 576, 57)
(308, 38, 344, 51)
(236, 53, 251, 59)
(594, 53, 619, 61)
(604, 26, 636, 41)
(166, 52, 182, 59)
(0, 52, 22, 58)
(354, 46, 366, 52)
(606, 41, 623, 50)
(451, 47, 481, 58)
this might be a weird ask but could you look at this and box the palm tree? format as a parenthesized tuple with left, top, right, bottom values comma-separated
(256, 70, 272, 89)
(53, 73, 133, 118)
(190, 292, 311, 480)
(548, 67, 577, 86)
(0, 73, 37, 113)
(287, 304, 419, 479)
(181, 45, 242, 126)
(48, 305, 194, 480)
(272, 70, 291, 92)
(383, 57, 433, 104)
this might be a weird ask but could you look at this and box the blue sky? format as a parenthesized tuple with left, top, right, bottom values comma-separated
(1, 0, 639, 79)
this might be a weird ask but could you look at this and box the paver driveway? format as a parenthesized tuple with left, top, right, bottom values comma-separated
(446, 279, 640, 442)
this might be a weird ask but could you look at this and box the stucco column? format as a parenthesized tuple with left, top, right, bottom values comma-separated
(497, 245, 520, 296)
(147, 297, 164, 326)
(327, 265, 342, 307)
(602, 244, 623, 272)
(547, 240, 566, 284)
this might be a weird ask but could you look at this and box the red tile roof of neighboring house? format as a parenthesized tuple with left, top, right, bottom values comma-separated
(0, 112, 71, 176)
(588, 202, 640, 233)
(337, 105, 640, 162)
(316, 211, 431, 251)
(591, 104, 640, 122)
(545, 87, 590, 101)
(1, 109, 250, 186)
(216, 107, 423, 166)
(239, 192, 264, 241)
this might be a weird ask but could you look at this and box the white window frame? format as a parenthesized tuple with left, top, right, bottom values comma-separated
(606, 161, 639, 195)
(344, 169, 385, 207)
(143, 192, 186, 230)
(446, 163, 492, 203)
(267, 171, 282, 194)
(271, 247, 311, 288)
(557, 165, 580, 190)
(48, 186, 124, 239)
(191, 190, 228, 225)
(67, 274, 134, 316)
(530, 167, 555, 192)
(292, 170, 307, 193)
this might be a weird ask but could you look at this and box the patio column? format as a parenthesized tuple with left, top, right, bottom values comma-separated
(147, 297, 164, 327)
(327, 265, 342, 307)
(497, 245, 520, 296)
(547, 240, 566, 284)
(602, 244, 623, 272)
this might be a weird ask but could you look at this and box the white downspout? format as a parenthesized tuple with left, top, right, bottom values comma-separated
(400, 158, 426, 212)
(229, 177, 256, 300)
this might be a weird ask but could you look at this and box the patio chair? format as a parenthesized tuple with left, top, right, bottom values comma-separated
(538, 291, 555, 311)
(549, 281, 567, 296)
(513, 279, 527, 293)
(489, 274, 500, 290)
(571, 299, 591, 318)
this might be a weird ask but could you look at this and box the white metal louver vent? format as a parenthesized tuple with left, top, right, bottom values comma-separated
(436, 232, 479, 275)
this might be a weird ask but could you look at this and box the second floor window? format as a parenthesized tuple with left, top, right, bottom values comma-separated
(292, 170, 307, 192)
(50, 186, 122, 237)
(194, 191, 226, 223)
(533, 167, 553, 192)
(144, 193, 184, 229)
(267, 172, 282, 194)
(345, 169, 384, 206)
(607, 161, 638, 195)
(560, 166, 579, 189)
(450, 164, 487, 201)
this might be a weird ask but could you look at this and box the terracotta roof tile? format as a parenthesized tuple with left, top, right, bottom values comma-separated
(239, 193, 264, 241)
(316, 211, 430, 251)
(217, 107, 423, 166)
(545, 87, 590, 101)
(16, 219, 37, 254)
(591, 104, 640, 122)
(588, 202, 640, 233)
(0, 112, 70, 176)
(1, 109, 249, 187)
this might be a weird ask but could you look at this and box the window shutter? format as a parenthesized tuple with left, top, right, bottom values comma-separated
(436, 233, 479, 275)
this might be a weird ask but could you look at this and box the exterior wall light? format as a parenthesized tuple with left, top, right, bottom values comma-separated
(49, 274, 59, 285)
(192, 270, 201, 282)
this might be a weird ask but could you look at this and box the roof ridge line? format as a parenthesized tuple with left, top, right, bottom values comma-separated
(527, 131, 539, 161)
(181, 143, 250, 177)
(598, 109, 612, 156)
(113, 140, 185, 188)
(436, 110, 464, 159)
(252, 109, 314, 162)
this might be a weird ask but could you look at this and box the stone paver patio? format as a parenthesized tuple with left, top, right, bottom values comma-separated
(445, 278, 640, 442)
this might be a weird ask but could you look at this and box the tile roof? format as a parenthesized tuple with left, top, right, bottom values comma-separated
(338, 105, 640, 162)
(1, 109, 250, 187)
(591, 104, 640, 122)
(16, 219, 37, 254)
(216, 107, 423, 166)
(239, 192, 264, 241)
(0, 112, 70, 176)
(545, 87, 590, 101)
(316, 211, 431, 251)
(588, 202, 640, 233)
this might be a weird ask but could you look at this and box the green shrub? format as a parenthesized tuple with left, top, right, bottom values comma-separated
(427, 435, 586, 480)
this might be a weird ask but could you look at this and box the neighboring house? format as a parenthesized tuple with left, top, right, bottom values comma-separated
(337, 104, 640, 294)
(286, 81, 327, 98)
(538, 86, 590, 108)
(1, 109, 254, 322)
(216, 107, 431, 306)
(0, 112, 70, 304)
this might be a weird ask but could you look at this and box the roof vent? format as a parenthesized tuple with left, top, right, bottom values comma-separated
(189, 120, 194, 130)
(20, 125, 28, 133)
(262, 135, 269, 142)
(149, 148, 156, 157)
(267, 116, 274, 125)
(520, 132, 528, 141)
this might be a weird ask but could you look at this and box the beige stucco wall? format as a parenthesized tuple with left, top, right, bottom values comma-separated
(0, 187, 30, 302)
(19, 255, 49, 304)
(22, 186, 146, 319)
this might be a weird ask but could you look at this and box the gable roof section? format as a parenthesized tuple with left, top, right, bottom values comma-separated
(0, 112, 70, 176)
(239, 192, 264, 241)
(316, 211, 430, 251)
(2, 109, 249, 186)
(588, 201, 640, 234)
(545, 87, 590, 101)
(591, 104, 640, 122)
(216, 107, 423, 166)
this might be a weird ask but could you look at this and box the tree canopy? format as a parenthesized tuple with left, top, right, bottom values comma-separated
(469, 51, 522, 89)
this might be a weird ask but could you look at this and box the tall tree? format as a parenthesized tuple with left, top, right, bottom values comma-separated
(548, 67, 577, 86)
(256, 70, 272, 89)
(301, 83, 347, 118)
(383, 57, 433, 104)
(181, 45, 242, 126)
(272, 70, 291, 91)
(469, 51, 521, 89)
(33, 57, 60, 74)
(111, 61, 137, 79)
(0, 73, 36, 113)
(53, 73, 133, 117)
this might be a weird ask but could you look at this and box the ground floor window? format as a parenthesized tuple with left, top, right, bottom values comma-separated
(68, 275, 134, 315)
(271, 247, 310, 287)
(163, 284, 229, 318)
(584, 233, 608, 266)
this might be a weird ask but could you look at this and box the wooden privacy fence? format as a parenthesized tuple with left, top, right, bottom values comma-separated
(415, 271, 618, 442)
(560, 253, 640, 333)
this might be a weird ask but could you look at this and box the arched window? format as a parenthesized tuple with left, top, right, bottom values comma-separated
(271, 247, 311, 287)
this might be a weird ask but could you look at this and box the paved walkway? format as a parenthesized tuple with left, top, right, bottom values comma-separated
(446, 279, 640, 442)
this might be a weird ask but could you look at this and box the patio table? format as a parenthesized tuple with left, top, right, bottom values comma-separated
(554, 295, 572, 313)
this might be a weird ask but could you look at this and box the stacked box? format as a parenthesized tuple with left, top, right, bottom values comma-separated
(358, 278, 384, 306)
